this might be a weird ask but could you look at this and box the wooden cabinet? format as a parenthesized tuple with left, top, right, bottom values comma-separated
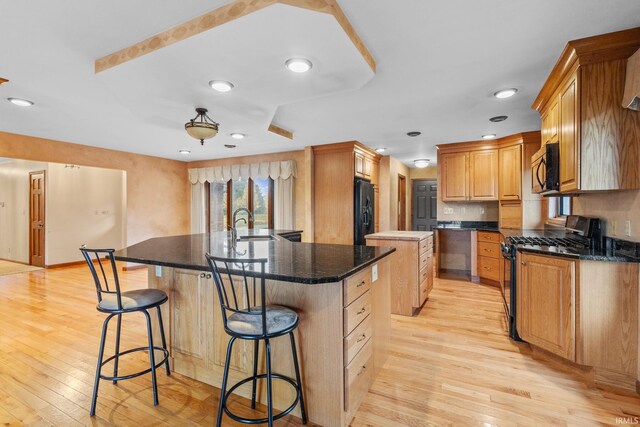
(440, 149, 497, 201)
(365, 231, 433, 316)
(533, 27, 640, 193)
(517, 253, 576, 361)
(476, 231, 502, 284)
(498, 145, 521, 200)
(314, 142, 381, 244)
(441, 152, 468, 201)
(469, 150, 498, 200)
(558, 74, 579, 192)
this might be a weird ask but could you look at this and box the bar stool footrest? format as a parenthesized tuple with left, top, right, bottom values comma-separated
(98, 346, 170, 382)
(223, 373, 302, 424)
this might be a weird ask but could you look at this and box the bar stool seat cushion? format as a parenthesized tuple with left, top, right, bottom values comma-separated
(227, 305, 298, 336)
(98, 289, 168, 311)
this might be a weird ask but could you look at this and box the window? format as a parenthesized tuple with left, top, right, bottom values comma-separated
(548, 196, 572, 223)
(208, 178, 274, 231)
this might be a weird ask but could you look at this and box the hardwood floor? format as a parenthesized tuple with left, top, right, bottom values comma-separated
(1, 265, 639, 426)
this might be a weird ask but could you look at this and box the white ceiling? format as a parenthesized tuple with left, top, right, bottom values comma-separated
(1, 0, 639, 165)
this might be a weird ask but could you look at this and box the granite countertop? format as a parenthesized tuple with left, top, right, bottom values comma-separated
(515, 237, 640, 263)
(435, 221, 500, 232)
(365, 231, 433, 241)
(114, 230, 396, 284)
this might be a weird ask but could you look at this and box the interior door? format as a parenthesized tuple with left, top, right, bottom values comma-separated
(412, 180, 437, 232)
(29, 171, 46, 267)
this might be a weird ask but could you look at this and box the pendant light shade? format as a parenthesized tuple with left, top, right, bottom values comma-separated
(185, 108, 219, 145)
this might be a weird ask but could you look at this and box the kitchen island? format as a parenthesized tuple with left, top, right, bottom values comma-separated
(115, 230, 395, 426)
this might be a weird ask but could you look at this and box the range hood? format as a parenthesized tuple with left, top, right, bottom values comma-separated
(623, 48, 640, 111)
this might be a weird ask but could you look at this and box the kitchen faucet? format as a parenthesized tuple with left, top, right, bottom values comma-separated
(231, 207, 253, 243)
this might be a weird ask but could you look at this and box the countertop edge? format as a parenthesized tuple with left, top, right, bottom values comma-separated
(516, 246, 638, 264)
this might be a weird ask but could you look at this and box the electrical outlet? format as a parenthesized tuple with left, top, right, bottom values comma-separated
(460, 207, 465, 214)
(625, 220, 631, 236)
(371, 264, 378, 282)
(444, 207, 453, 215)
(611, 220, 617, 235)
(480, 207, 485, 214)
(155, 266, 162, 277)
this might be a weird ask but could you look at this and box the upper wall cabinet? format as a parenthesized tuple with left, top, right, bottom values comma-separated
(439, 149, 498, 202)
(469, 150, 498, 200)
(498, 145, 522, 201)
(440, 152, 468, 201)
(532, 27, 640, 193)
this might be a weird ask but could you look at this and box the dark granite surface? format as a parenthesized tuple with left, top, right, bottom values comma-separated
(114, 230, 396, 284)
(436, 221, 499, 232)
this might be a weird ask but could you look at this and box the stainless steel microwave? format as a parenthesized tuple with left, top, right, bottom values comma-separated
(531, 142, 560, 195)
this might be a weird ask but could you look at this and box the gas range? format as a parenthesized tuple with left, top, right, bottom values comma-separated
(506, 235, 590, 250)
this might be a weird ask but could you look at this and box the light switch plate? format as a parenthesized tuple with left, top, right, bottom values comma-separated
(625, 220, 631, 236)
(155, 265, 162, 277)
(371, 264, 378, 282)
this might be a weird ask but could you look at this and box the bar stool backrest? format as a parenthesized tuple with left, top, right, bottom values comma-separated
(80, 247, 123, 310)
(205, 254, 268, 338)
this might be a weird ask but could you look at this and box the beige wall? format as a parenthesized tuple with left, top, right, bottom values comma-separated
(409, 165, 437, 181)
(573, 190, 640, 242)
(0, 131, 190, 247)
(188, 150, 309, 234)
(0, 159, 48, 262)
(378, 156, 411, 231)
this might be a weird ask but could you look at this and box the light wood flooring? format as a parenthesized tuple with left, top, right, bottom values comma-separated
(1, 265, 640, 426)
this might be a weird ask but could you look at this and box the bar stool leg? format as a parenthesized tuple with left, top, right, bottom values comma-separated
(265, 338, 274, 427)
(289, 332, 308, 424)
(143, 309, 159, 406)
(91, 314, 114, 416)
(112, 314, 122, 384)
(251, 340, 259, 409)
(156, 306, 170, 376)
(217, 337, 236, 427)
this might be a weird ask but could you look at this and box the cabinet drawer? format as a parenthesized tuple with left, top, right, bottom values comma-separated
(344, 268, 371, 307)
(344, 339, 373, 412)
(419, 264, 430, 285)
(419, 277, 429, 305)
(478, 256, 500, 281)
(419, 236, 433, 254)
(477, 231, 500, 243)
(344, 290, 371, 335)
(419, 251, 430, 271)
(344, 315, 372, 365)
(477, 242, 500, 259)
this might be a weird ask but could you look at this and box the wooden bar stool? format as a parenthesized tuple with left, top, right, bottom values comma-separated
(205, 254, 307, 426)
(80, 248, 170, 416)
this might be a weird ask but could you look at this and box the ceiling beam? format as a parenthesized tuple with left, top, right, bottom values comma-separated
(94, 0, 375, 74)
(268, 123, 294, 139)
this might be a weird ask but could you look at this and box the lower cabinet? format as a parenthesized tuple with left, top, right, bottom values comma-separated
(517, 253, 576, 361)
(477, 231, 502, 284)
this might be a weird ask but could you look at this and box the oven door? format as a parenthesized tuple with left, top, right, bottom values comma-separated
(500, 243, 512, 318)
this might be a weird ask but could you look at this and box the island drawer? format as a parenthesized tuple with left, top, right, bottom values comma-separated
(478, 241, 500, 259)
(344, 339, 373, 413)
(344, 290, 371, 335)
(344, 268, 372, 306)
(419, 264, 430, 289)
(419, 236, 432, 255)
(420, 277, 429, 305)
(419, 250, 430, 271)
(344, 314, 372, 365)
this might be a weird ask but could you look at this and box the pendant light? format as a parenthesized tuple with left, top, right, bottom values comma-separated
(185, 108, 219, 145)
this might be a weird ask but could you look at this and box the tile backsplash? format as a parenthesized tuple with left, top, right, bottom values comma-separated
(573, 190, 640, 242)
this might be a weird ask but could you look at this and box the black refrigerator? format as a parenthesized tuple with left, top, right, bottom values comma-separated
(354, 178, 375, 245)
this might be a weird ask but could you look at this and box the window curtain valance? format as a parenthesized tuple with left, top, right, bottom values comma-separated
(188, 160, 296, 184)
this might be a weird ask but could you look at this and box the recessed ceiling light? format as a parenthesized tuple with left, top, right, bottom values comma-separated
(178, 150, 191, 155)
(414, 159, 430, 168)
(209, 80, 234, 92)
(224, 144, 236, 148)
(7, 97, 34, 107)
(490, 115, 508, 122)
(482, 134, 497, 140)
(230, 133, 245, 140)
(285, 58, 313, 73)
(407, 131, 421, 137)
(494, 88, 518, 99)
(375, 148, 387, 153)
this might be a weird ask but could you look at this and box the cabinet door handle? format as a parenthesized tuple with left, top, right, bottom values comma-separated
(356, 280, 366, 288)
(357, 307, 366, 315)
(521, 261, 527, 266)
(356, 333, 366, 343)
(357, 365, 367, 376)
